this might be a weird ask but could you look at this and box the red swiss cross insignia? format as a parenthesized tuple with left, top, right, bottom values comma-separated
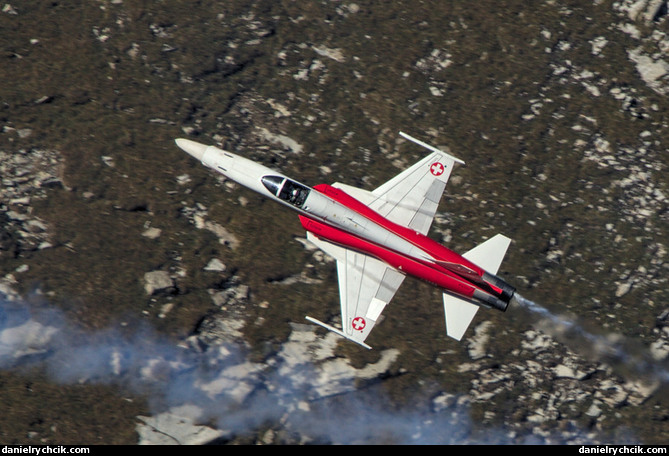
(430, 162, 445, 176)
(352, 317, 366, 331)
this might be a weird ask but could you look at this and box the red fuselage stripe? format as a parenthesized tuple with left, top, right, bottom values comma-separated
(299, 215, 477, 298)
(312, 184, 484, 272)
(299, 184, 504, 299)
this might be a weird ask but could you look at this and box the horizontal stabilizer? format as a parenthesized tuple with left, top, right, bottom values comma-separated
(462, 234, 511, 275)
(443, 293, 480, 341)
(306, 316, 372, 349)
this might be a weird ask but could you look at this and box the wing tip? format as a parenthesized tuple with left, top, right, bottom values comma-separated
(399, 131, 465, 165)
(305, 316, 373, 349)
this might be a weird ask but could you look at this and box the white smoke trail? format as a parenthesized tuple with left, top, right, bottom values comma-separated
(1, 295, 489, 444)
(0, 293, 646, 444)
(513, 294, 669, 384)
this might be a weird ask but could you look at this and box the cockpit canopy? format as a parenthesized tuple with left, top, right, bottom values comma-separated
(261, 175, 310, 208)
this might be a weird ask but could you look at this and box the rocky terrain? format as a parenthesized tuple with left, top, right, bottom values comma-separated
(1, 0, 668, 445)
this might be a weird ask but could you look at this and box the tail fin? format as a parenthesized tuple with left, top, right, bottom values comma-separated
(462, 233, 511, 275)
(443, 234, 512, 340)
(443, 294, 480, 341)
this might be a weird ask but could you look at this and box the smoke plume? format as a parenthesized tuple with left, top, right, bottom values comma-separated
(1, 291, 661, 444)
(514, 294, 669, 384)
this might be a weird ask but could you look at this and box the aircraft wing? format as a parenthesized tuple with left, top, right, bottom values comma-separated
(367, 132, 464, 235)
(305, 232, 405, 349)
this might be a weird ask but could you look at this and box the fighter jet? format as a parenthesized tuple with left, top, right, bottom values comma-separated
(176, 132, 516, 349)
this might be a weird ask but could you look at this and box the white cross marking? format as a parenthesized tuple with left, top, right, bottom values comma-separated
(352, 317, 366, 331)
(430, 162, 445, 176)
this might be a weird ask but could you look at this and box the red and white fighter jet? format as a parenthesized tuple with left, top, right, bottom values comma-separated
(176, 132, 516, 349)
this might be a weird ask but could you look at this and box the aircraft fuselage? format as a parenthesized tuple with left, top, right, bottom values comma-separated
(177, 139, 514, 312)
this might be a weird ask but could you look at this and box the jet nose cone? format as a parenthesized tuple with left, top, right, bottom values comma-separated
(175, 138, 208, 161)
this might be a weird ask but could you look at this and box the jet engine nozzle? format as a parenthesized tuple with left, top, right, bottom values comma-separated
(482, 272, 516, 304)
(472, 289, 509, 312)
